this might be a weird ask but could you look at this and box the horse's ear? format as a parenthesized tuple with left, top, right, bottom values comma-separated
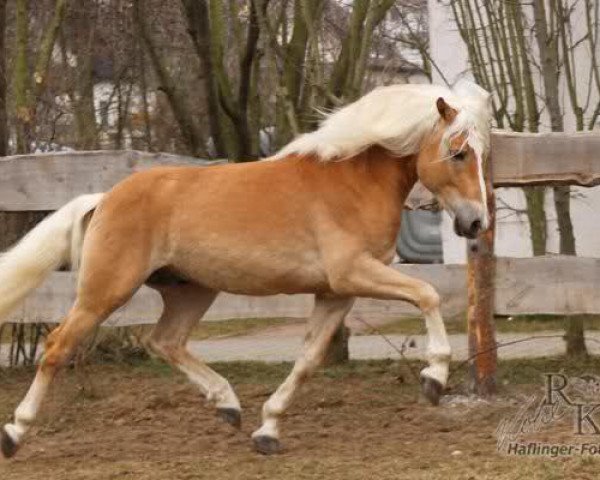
(436, 97, 457, 122)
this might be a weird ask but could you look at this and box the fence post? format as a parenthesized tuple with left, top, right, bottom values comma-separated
(467, 161, 497, 396)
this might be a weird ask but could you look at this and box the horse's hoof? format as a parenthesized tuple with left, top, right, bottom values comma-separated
(1, 427, 18, 459)
(420, 376, 443, 406)
(252, 435, 282, 455)
(216, 408, 242, 429)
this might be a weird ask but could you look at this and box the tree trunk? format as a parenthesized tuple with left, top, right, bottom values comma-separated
(32, 0, 67, 99)
(14, 0, 31, 153)
(181, 0, 227, 157)
(565, 316, 587, 357)
(524, 187, 547, 256)
(138, 48, 153, 150)
(555, 183, 584, 356)
(135, 0, 205, 157)
(532, 0, 585, 357)
(512, 2, 546, 257)
(327, 0, 368, 104)
(0, 0, 7, 157)
(8, 0, 48, 259)
(69, 0, 99, 150)
(233, 0, 267, 161)
(274, 0, 314, 145)
(14, 0, 68, 152)
(74, 54, 98, 150)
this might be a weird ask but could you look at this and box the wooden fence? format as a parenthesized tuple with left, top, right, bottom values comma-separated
(0, 133, 599, 384)
(3, 257, 599, 325)
(467, 131, 600, 394)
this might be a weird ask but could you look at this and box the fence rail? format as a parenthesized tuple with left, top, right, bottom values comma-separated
(491, 131, 600, 187)
(0, 131, 598, 211)
(0, 150, 218, 211)
(4, 256, 599, 326)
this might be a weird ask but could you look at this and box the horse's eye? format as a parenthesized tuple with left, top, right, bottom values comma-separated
(451, 150, 466, 161)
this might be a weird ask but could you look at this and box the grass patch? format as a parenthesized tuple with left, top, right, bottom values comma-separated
(126, 356, 293, 384)
(0, 317, 301, 345)
(363, 314, 600, 336)
(495, 314, 600, 333)
(127, 356, 414, 386)
(360, 316, 464, 336)
(4, 314, 600, 347)
(189, 317, 302, 340)
(126, 354, 600, 390)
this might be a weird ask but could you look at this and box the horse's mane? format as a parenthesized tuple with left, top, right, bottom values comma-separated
(272, 80, 492, 162)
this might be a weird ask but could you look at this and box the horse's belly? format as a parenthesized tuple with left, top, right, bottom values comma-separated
(170, 249, 330, 296)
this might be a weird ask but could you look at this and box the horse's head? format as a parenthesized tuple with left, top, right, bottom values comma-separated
(416, 93, 491, 239)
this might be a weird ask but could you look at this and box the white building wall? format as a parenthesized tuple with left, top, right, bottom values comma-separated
(429, 0, 600, 263)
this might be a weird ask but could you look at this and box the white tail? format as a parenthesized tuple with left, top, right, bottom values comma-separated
(0, 193, 104, 323)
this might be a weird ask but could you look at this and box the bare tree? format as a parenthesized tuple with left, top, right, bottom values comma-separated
(13, 0, 67, 153)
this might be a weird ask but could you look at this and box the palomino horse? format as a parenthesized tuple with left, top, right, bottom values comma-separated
(0, 81, 491, 457)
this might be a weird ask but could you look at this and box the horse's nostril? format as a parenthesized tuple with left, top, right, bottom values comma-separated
(454, 217, 483, 239)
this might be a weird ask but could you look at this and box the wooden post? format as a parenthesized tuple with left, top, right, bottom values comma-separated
(467, 164, 497, 396)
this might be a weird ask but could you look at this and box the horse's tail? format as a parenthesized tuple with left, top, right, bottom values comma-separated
(0, 193, 104, 323)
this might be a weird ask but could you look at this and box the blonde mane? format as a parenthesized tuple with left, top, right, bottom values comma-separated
(273, 80, 492, 162)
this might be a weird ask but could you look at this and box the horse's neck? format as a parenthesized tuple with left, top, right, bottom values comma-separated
(350, 146, 419, 208)
(316, 147, 419, 255)
(291, 146, 418, 210)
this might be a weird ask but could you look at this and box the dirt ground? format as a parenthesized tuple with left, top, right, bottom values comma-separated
(1, 358, 600, 480)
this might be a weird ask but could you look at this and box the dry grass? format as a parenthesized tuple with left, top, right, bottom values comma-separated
(366, 314, 600, 336)
(189, 317, 304, 340)
(5, 314, 600, 348)
(0, 318, 303, 346)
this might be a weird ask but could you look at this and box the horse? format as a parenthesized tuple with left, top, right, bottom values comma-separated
(0, 80, 492, 457)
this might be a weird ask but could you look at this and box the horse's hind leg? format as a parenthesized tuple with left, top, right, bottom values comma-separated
(146, 284, 241, 427)
(252, 294, 354, 454)
(0, 222, 154, 457)
(1, 248, 150, 458)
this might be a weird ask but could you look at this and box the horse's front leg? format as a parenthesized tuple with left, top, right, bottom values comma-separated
(330, 255, 451, 405)
(252, 294, 354, 454)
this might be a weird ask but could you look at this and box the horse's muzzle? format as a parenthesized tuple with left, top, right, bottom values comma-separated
(453, 216, 482, 239)
(452, 202, 488, 239)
